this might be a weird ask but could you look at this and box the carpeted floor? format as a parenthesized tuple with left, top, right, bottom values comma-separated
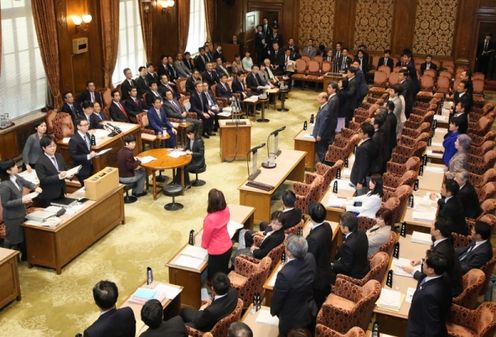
(0, 88, 321, 337)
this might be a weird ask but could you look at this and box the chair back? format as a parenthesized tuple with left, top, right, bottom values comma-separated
(388, 72, 399, 85)
(52, 112, 75, 140)
(420, 75, 435, 90)
(373, 71, 388, 85)
(377, 65, 391, 76)
(357, 217, 376, 232)
(301, 55, 311, 62)
(473, 72, 485, 81)
(267, 241, 285, 271)
(398, 170, 418, 188)
(308, 60, 320, 73)
(136, 112, 150, 130)
(480, 248, 496, 295)
(322, 61, 332, 73)
(379, 231, 398, 256)
(478, 182, 496, 202)
(365, 252, 390, 284)
(295, 59, 307, 73)
(285, 219, 304, 235)
(231, 256, 272, 307)
(423, 68, 437, 78)
(453, 268, 486, 308)
(209, 298, 244, 337)
(315, 324, 366, 337)
(451, 232, 471, 249)
(473, 79, 485, 94)
(480, 198, 496, 214)
(313, 55, 324, 64)
(439, 70, 453, 80)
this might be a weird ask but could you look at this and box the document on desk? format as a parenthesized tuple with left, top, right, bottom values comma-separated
(96, 148, 112, 156)
(228, 220, 244, 238)
(423, 165, 445, 174)
(393, 258, 421, 277)
(168, 150, 187, 158)
(66, 165, 82, 177)
(411, 231, 433, 245)
(181, 245, 208, 260)
(174, 254, 205, 270)
(326, 195, 346, 208)
(139, 156, 157, 164)
(302, 134, 315, 139)
(255, 307, 279, 325)
(218, 111, 232, 118)
(412, 210, 436, 222)
(154, 283, 182, 300)
(376, 288, 403, 311)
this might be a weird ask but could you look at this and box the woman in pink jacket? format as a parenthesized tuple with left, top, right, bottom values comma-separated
(202, 188, 232, 280)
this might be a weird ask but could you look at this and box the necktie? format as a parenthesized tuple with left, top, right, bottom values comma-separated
(484, 40, 488, 51)
(419, 278, 428, 288)
(253, 74, 259, 86)
(171, 100, 181, 113)
(460, 243, 476, 261)
(85, 134, 91, 150)
(90, 91, 95, 102)
(51, 156, 59, 171)
(117, 102, 128, 118)
(342, 57, 346, 69)
(156, 109, 162, 121)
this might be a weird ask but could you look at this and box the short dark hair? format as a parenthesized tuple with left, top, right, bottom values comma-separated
(309, 202, 326, 223)
(63, 91, 73, 99)
(86, 80, 95, 87)
(282, 190, 296, 207)
(34, 119, 46, 129)
(185, 125, 196, 135)
(152, 97, 162, 104)
(377, 208, 393, 227)
(228, 322, 253, 337)
(138, 66, 146, 72)
(374, 112, 386, 127)
(348, 67, 357, 74)
(82, 100, 94, 109)
(212, 272, 230, 295)
(387, 101, 395, 112)
(124, 135, 136, 144)
(434, 216, 453, 238)
(75, 118, 88, 126)
(0, 159, 16, 180)
(391, 84, 402, 95)
(340, 211, 358, 232)
(425, 250, 448, 276)
(111, 88, 120, 98)
(220, 73, 228, 79)
(207, 188, 227, 213)
(474, 221, 492, 240)
(444, 179, 459, 196)
(40, 135, 55, 149)
(328, 82, 338, 91)
(360, 122, 375, 138)
(123, 67, 131, 74)
(92, 280, 118, 310)
(141, 299, 163, 329)
(369, 174, 384, 197)
(384, 49, 391, 54)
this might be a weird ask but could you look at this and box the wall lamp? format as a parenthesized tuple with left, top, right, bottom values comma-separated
(72, 14, 92, 32)
(158, 0, 175, 14)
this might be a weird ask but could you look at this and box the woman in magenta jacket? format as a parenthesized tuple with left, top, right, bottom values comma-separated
(201, 188, 232, 280)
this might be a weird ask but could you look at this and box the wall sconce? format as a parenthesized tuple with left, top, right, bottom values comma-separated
(158, 0, 175, 14)
(72, 14, 92, 32)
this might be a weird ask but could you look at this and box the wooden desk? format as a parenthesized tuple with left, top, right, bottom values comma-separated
(294, 125, 316, 170)
(373, 235, 430, 336)
(402, 190, 438, 233)
(239, 150, 306, 223)
(323, 73, 345, 90)
(321, 179, 356, 223)
(167, 205, 255, 308)
(241, 305, 279, 337)
(23, 186, 125, 274)
(120, 282, 183, 336)
(0, 248, 21, 309)
(263, 220, 340, 306)
(138, 148, 192, 200)
(57, 122, 142, 172)
(219, 119, 252, 161)
(417, 163, 445, 192)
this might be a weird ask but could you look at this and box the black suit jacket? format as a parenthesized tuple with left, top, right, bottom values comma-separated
(146, 73, 159, 85)
(312, 95, 338, 142)
(306, 222, 333, 290)
(184, 59, 195, 72)
(420, 62, 438, 75)
(246, 73, 264, 94)
(191, 288, 238, 332)
(84, 307, 136, 337)
(378, 57, 394, 71)
(456, 241, 493, 274)
(184, 138, 205, 171)
(139, 316, 187, 337)
(281, 208, 302, 230)
(68, 132, 93, 181)
(437, 197, 468, 235)
(163, 99, 186, 119)
(124, 97, 145, 119)
(453, 91, 473, 114)
(157, 63, 170, 77)
(109, 102, 131, 123)
(406, 275, 451, 337)
(77, 90, 103, 108)
(332, 231, 370, 279)
(35, 153, 66, 205)
(215, 82, 233, 98)
(271, 254, 317, 337)
(83, 113, 104, 130)
(350, 139, 377, 186)
(201, 71, 219, 87)
(383, 112, 397, 157)
(253, 228, 285, 259)
(194, 55, 207, 72)
(371, 129, 386, 174)
(135, 76, 149, 98)
(120, 79, 136, 100)
(457, 183, 482, 219)
(60, 103, 81, 126)
(231, 79, 246, 94)
(347, 77, 359, 111)
(400, 79, 413, 115)
(189, 91, 208, 118)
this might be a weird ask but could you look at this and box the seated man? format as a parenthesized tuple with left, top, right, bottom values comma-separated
(139, 299, 187, 337)
(145, 82, 163, 109)
(173, 126, 205, 188)
(330, 212, 370, 283)
(216, 74, 233, 99)
(280, 190, 303, 230)
(69, 118, 97, 184)
(228, 322, 253, 337)
(190, 81, 214, 138)
(117, 135, 146, 197)
(60, 91, 81, 126)
(124, 87, 146, 122)
(162, 91, 201, 130)
(202, 82, 220, 132)
(81, 101, 103, 129)
(109, 89, 131, 123)
(231, 73, 248, 99)
(181, 273, 238, 332)
(420, 54, 438, 75)
(456, 221, 493, 274)
(147, 97, 177, 147)
(83, 280, 135, 337)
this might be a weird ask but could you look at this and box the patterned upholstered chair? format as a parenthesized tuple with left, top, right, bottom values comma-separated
(382, 185, 412, 224)
(386, 157, 421, 177)
(314, 160, 344, 190)
(186, 298, 244, 337)
(451, 232, 472, 249)
(52, 112, 75, 140)
(44, 108, 57, 134)
(466, 151, 496, 175)
(228, 256, 272, 308)
(404, 110, 435, 130)
(383, 170, 418, 192)
(291, 59, 308, 84)
(379, 197, 401, 224)
(267, 241, 285, 272)
(469, 169, 496, 189)
(419, 74, 435, 91)
(476, 182, 496, 203)
(379, 231, 399, 256)
(315, 324, 366, 337)
(468, 116, 494, 137)
(136, 112, 158, 149)
(479, 248, 496, 295)
(436, 76, 451, 94)
(389, 141, 427, 165)
(400, 121, 431, 139)
(285, 219, 304, 236)
(452, 268, 486, 309)
(325, 134, 361, 164)
(294, 174, 324, 214)
(470, 130, 496, 147)
(470, 141, 496, 157)
(316, 279, 381, 333)
(446, 302, 496, 337)
(398, 131, 431, 148)
(479, 198, 496, 215)
(357, 217, 376, 232)
(336, 252, 389, 287)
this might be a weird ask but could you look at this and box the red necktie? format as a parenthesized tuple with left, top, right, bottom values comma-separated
(117, 102, 128, 118)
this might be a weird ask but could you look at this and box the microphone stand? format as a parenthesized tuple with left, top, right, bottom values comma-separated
(247, 143, 265, 181)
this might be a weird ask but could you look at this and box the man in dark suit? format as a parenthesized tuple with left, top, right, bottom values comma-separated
(476, 33, 495, 75)
(261, 17, 272, 44)
(267, 42, 285, 75)
(109, 89, 132, 123)
(371, 112, 387, 174)
(453, 80, 473, 115)
(268, 26, 283, 49)
(355, 50, 369, 81)
(255, 25, 267, 65)
(271, 235, 317, 337)
(406, 251, 451, 337)
(306, 203, 333, 308)
(194, 48, 208, 72)
(181, 273, 238, 332)
(252, 211, 285, 259)
(157, 55, 170, 78)
(456, 221, 493, 274)
(145, 82, 163, 109)
(232, 73, 247, 98)
(338, 48, 352, 72)
(351, 62, 368, 108)
(123, 87, 145, 122)
(216, 74, 233, 99)
(280, 190, 303, 230)
(420, 55, 438, 75)
(399, 69, 413, 119)
(437, 179, 469, 235)
(202, 62, 219, 87)
(330, 212, 370, 283)
(186, 70, 203, 94)
(383, 103, 397, 159)
(190, 81, 213, 138)
(350, 123, 377, 191)
(35, 136, 70, 207)
(120, 68, 136, 100)
(147, 97, 176, 147)
(163, 91, 200, 129)
(81, 101, 104, 130)
(345, 67, 359, 125)
(83, 280, 136, 337)
(146, 63, 159, 85)
(287, 38, 300, 60)
(60, 91, 81, 126)
(246, 65, 266, 95)
(139, 299, 186, 337)
(173, 125, 205, 186)
(77, 81, 103, 109)
(135, 66, 150, 98)
(402, 217, 463, 296)
(69, 118, 97, 184)
(183, 52, 195, 72)
(377, 49, 394, 72)
(313, 89, 338, 163)
(454, 170, 482, 219)
(165, 56, 179, 81)
(158, 74, 180, 100)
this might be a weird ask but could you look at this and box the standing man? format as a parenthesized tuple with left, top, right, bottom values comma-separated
(69, 118, 97, 184)
(345, 67, 359, 126)
(77, 81, 103, 109)
(313, 87, 338, 163)
(350, 123, 377, 192)
(406, 251, 451, 337)
(120, 68, 136, 100)
(476, 33, 494, 76)
(270, 235, 317, 337)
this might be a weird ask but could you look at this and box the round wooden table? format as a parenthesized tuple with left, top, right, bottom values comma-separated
(138, 148, 192, 200)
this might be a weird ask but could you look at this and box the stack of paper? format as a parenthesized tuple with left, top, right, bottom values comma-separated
(423, 165, 445, 174)
(182, 245, 208, 260)
(169, 150, 187, 158)
(139, 156, 157, 164)
(18, 170, 39, 185)
(393, 258, 421, 277)
(326, 195, 346, 208)
(255, 307, 279, 325)
(376, 288, 403, 311)
(244, 96, 259, 103)
(411, 231, 433, 245)
(66, 165, 82, 177)
(405, 287, 416, 303)
(130, 287, 166, 304)
(303, 134, 315, 139)
(412, 210, 436, 222)
(154, 283, 182, 300)
(227, 220, 244, 238)
(173, 255, 205, 269)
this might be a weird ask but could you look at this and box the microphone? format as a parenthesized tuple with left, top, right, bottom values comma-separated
(250, 143, 266, 153)
(107, 123, 122, 134)
(270, 125, 286, 136)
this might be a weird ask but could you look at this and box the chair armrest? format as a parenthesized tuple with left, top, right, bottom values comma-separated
(234, 255, 257, 275)
(333, 278, 362, 302)
(293, 182, 311, 196)
(386, 161, 406, 176)
(305, 172, 318, 185)
(448, 304, 478, 329)
(336, 274, 365, 287)
(186, 325, 204, 337)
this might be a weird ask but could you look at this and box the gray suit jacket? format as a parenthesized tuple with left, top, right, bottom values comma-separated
(174, 60, 191, 78)
(312, 94, 338, 141)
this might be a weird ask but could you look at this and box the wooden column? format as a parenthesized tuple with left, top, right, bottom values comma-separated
(453, 0, 479, 65)
(390, 0, 417, 55)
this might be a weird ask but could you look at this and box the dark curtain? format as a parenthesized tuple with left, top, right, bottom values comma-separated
(203, 0, 214, 42)
(138, 0, 153, 62)
(100, 0, 120, 88)
(178, 0, 190, 53)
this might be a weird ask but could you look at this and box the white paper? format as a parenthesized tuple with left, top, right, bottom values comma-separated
(411, 231, 433, 245)
(62, 137, 71, 144)
(25, 191, 39, 200)
(434, 115, 449, 123)
(173, 255, 204, 269)
(96, 148, 112, 156)
(244, 96, 259, 103)
(412, 211, 436, 222)
(423, 165, 445, 174)
(393, 258, 421, 277)
(139, 156, 157, 164)
(66, 165, 82, 177)
(255, 307, 279, 325)
(427, 150, 442, 159)
(405, 287, 416, 303)
(218, 111, 232, 118)
(330, 179, 356, 192)
(181, 245, 208, 260)
(154, 283, 182, 300)
(18, 170, 39, 185)
(227, 220, 244, 238)
(168, 150, 187, 158)
(326, 195, 346, 208)
(376, 287, 403, 311)
(303, 134, 315, 139)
